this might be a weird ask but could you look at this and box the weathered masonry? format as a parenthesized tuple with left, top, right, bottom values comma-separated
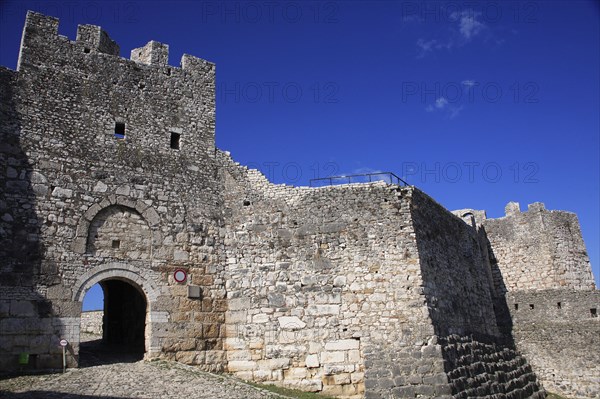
(1, 11, 598, 399)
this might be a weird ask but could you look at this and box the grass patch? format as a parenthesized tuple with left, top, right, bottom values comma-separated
(247, 381, 335, 399)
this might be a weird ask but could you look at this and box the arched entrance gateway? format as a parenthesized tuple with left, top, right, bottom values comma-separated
(78, 279, 146, 364)
(68, 198, 165, 366)
(73, 264, 161, 366)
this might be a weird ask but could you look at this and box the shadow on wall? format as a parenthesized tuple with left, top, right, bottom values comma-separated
(479, 226, 514, 339)
(411, 190, 543, 398)
(0, 67, 57, 370)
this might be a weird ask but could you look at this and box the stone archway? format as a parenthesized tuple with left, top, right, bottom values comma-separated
(71, 195, 162, 255)
(73, 263, 163, 362)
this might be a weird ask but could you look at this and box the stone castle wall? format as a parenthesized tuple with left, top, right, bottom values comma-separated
(80, 310, 103, 336)
(220, 153, 427, 397)
(503, 290, 599, 398)
(453, 203, 600, 398)
(220, 156, 546, 398)
(482, 203, 595, 292)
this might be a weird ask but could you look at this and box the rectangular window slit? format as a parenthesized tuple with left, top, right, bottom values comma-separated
(529, 304, 534, 310)
(112, 240, 120, 249)
(591, 308, 598, 318)
(115, 122, 126, 139)
(514, 304, 519, 310)
(170, 132, 180, 150)
(557, 302, 561, 309)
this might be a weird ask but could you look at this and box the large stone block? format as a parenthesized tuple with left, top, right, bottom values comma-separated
(325, 339, 360, 351)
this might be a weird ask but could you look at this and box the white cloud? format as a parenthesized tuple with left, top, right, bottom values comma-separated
(452, 11, 485, 40)
(435, 97, 449, 109)
(416, 38, 454, 58)
(415, 9, 488, 57)
(425, 97, 464, 119)
(416, 38, 437, 57)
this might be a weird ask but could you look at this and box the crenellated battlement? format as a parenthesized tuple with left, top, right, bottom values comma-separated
(14, 10, 216, 159)
(18, 11, 213, 74)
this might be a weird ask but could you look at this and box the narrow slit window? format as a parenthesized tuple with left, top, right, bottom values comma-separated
(529, 304, 535, 310)
(514, 303, 519, 310)
(170, 132, 180, 150)
(114, 122, 126, 139)
(557, 302, 561, 309)
(112, 240, 120, 249)
(591, 308, 598, 318)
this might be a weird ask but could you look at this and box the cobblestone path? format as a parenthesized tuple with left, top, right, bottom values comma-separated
(0, 360, 286, 399)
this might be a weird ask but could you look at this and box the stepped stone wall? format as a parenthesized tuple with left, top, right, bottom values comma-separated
(440, 335, 543, 399)
(0, 11, 598, 399)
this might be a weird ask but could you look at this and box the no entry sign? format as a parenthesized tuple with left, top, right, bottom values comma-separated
(59, 339, 68, 347)
(174, 269, 187, 283)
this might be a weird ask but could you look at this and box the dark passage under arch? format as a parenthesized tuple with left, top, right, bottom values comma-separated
(80, 279, 147, 366)
(102, 279, 146, 350)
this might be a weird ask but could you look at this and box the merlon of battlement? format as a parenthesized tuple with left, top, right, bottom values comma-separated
(505, 201, 520, 216)
(131, 41, 169, 66)
(527, 202, 545, 212)
(24, 10, 58, 36)
(76, 24, 119, 56)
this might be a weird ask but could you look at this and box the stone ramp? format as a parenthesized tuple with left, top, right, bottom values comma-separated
(0, 360, 289, 399)
(440, 335, 545, 399)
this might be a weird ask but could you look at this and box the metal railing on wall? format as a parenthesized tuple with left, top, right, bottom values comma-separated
(309, 172, 409, 187)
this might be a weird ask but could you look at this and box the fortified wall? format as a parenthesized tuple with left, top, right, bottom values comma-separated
(1, 12, 598, 399)
(453, 204, 599, 398)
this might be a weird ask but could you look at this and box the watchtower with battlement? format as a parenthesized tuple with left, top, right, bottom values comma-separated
(16, 11, 216, 159)
(1, 11, 226, 374)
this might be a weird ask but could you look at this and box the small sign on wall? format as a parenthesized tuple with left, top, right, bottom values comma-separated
(188, 285, 202, 299)
(173, 269, 187, 283)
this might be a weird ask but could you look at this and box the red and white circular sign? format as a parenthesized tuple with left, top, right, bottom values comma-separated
(174, 269, 187, 283)
(59, 339, 68, 347)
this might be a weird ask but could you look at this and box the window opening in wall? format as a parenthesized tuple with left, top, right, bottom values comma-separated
(114, 122, 126, 139)
(112, 240, 120, 249)
(170, 132, 180, 150)
(557, 302, 561, 309)
(529, 304, 534, 310)
(84, 47, 90, 53)
(591, 308, 597, 318)
(514, 303, 519, 310)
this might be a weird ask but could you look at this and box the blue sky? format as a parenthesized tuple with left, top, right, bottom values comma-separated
(1, 1, 598, 310)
